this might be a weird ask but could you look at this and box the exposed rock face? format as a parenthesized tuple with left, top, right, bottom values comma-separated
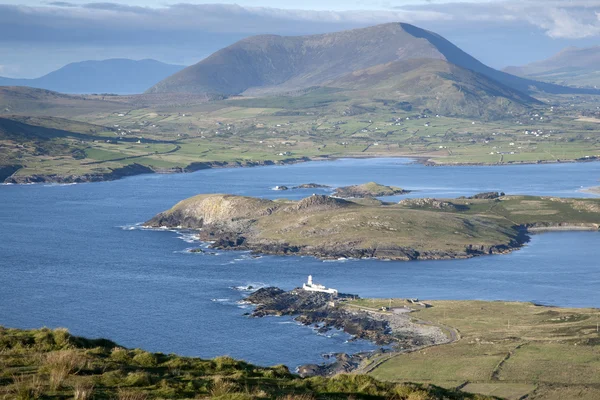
(398, 198, 457, 210)
(146, 194, 277, 230)
(292, 195, 352, 211)
(333, 182, 410, 198)
(247, 287, 392, 345)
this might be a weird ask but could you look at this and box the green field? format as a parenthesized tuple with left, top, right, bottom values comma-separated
(362, 300, 600, 400)
(2, 87, 600, 181)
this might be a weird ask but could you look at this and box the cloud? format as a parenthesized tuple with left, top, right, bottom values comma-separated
(399, 0, 600, 39)
(0, 0, 597, 42)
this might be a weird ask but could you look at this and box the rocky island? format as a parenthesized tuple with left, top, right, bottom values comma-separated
(244, 279, 449, 377)
(333, 182, 410, 198)
(145, 191, 600, 261)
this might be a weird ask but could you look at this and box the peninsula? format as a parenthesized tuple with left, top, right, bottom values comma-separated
(145, 191, 600, 261)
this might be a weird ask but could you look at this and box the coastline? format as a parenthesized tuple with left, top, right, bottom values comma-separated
(3, 153, 599, 185)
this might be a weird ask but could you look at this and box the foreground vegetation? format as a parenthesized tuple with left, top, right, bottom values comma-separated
(357, 300, 600, 400)
(0, 326, 491, 400)
(2, 85, 600, 182)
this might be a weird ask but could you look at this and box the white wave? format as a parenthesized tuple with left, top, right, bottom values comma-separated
(118, 223, 144, 231)
(43, 183, 78, 187)
(211, 298, 230, 302)
(231, 283, 267, 292)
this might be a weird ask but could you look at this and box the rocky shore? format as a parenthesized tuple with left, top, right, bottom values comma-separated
(244, 287, 450, 377)
(145, 193, 599, 262)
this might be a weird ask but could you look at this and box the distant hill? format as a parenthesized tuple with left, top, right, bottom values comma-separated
(504, 47, 600, 89)
(147, 23, 598, 97)
(329, 59, 541, 118)
(0, 59, 185, 95)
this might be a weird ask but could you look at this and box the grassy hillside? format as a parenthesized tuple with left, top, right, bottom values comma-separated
(146, 193, 600, 261)
(2, 84, 600, 182)
(328, 59, 539, 118)
(362, 300, 600, 400)
(0, 326, 491, 400)
(504, 47, 600, 89)
(148, 23, 598, 97)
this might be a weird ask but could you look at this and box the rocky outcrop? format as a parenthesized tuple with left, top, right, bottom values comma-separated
(398, 198, 458, 210)
(333, 182, 410, 198)
(293, 183, 331, 189)
(145, 194, 278, 230)
(247, 287, 393, 345)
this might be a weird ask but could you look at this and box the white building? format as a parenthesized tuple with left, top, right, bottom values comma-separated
(302, 275, 338, 295)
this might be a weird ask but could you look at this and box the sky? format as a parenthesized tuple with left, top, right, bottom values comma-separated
(1, 0, 599, 78)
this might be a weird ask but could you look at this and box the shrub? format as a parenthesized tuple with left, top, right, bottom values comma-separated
(52, 328, 71, 348)
(44, 350, 88, 390)
(117, 389, 148, 400)
(101, 369, 125, 386)
(10, 374, 43, 400)
(210, 377, 237, 397)
(214, 356, 238, 372)
(73, 379, 94, 400)
(125, 371, 152, 387)
(110, 347, 131, 363)
(132, 351, 157, 367)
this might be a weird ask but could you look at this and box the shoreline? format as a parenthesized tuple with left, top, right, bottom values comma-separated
(2, 153, 599, 185)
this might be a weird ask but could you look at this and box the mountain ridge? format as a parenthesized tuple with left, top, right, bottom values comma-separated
(0, 59, 186, 95)
(147, 23, 600, 97)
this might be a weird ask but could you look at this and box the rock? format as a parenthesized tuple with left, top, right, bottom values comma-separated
(398, 198, 457, 210)
(293, 183, 331, 189)
(333, 182, 410, 198)
(274, 185, 289, 191)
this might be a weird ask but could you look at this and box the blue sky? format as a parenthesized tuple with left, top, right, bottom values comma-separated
(1, 0, 599, 77)
(3, 0, 450, 9)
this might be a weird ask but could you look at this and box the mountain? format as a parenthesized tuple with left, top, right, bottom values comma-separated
(0, 59, 185, 95)
(147, 23, 598, 97)
(504, 47, 600, 88)
(329, 58, 540, 118)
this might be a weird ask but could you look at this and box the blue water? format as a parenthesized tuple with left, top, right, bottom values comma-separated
(1, 158, 599, 369)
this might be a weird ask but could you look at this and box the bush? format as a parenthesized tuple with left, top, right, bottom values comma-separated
(44, 350, 88, 390)
(124, 371, 152, 387)
(10, 374, 43, 400)
(52, 328, 71, 348)
(73, 379, 94, 400)
(101, 369, 125, 386)
(132, 351, 157, 367)
(110, 347, 131, 363)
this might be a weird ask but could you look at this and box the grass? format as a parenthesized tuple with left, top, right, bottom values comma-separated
(0, 326, 492, 400)
(2, 84, 600, 181)
(366, 300, 600, 399)
(151, 193, 600, 261)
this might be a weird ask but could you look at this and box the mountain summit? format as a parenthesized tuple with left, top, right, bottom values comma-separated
(147, 23, 596, 97)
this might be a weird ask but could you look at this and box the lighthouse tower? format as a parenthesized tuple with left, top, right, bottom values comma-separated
(308, 275, 313, 286)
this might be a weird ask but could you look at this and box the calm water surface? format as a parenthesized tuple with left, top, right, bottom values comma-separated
(1, 158, 599, 368)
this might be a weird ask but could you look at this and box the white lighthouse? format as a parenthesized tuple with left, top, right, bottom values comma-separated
(302, 275, 338, 295)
